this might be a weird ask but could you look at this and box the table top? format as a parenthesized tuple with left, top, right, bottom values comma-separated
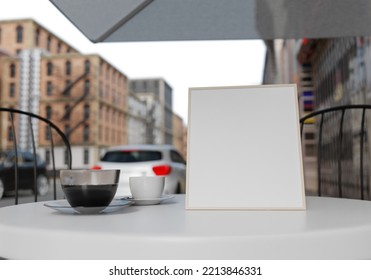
(1, 195, 371, 259)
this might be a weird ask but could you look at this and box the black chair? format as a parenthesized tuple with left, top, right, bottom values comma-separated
(0, 108, 72, 204)
(300, 104, 371, 200)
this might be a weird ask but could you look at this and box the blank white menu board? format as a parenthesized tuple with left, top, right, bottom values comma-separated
(186, 85, 306, 210)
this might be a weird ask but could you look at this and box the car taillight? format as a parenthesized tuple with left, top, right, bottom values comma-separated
(152, 165, 171, 176)
(90, 165, 102, 170)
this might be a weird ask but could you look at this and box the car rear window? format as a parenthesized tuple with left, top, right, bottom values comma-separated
(101, 150, 162, 163)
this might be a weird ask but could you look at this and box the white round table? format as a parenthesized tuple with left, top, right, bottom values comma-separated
(0, 195, 371, 259)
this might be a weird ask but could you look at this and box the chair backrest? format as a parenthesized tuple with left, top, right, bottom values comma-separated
(300, 104, 371, 200)
(0, 108, 72, 204)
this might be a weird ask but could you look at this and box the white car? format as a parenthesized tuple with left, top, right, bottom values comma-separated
(92, 145, 186, 197)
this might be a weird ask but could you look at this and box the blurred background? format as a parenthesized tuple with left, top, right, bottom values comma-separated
(2, 0, 371, 203)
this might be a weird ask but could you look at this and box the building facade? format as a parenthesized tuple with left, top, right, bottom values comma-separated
(172, 113, 187, 159)
(0, 19, 128, 168)
(129, 78, 174, 145)
(127, 92, 147, 145)
(0, 18, 188, 169)
(264, 37, 371, 199)
(263, 39, 317, 194)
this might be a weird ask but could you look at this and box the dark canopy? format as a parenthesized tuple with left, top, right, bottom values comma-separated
(50, 0, 371, 42)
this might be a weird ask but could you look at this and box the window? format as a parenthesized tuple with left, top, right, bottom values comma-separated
(305, 144, 316, 157)
(83, 125, 89, 142)
(9, 83, 15, 97)
(83, 149, 89, 165)
(111, 71, 115, 83)
(105, 85, 109, 98)
(99, 84, 103, 97)
(84, 79, 90, 95)
(45, 150, 50, 165)
(10, 64, 16, 77)
(64, 149, 69, 165)
(65, 125, 71, 138)
(84, 60, 90, 74)
(47, 35, 52, 51)
(170, 150, 186, 164)
(16, 26, 23, 43)
(101, 150, 162, 163)
(65, 61, 71, 75)
(65, 80, 71, 96)
(112, 89, 116, 103)
(83, 104, 90, 119)
(64, 104, 71, 120)
(47, 62, 53, 76)
(35, 29, 40, 46)
(57, 42, 62, 53)
(47, 81, 53, 96)
(46, 105, 52, 119)
(112, 111, 116, 124)
(305, 132, 315, 140)
(8, 126, 14, 141)
(45, 127, 51, 141)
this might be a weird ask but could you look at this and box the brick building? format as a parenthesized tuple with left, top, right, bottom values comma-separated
(0, 19, 128, 168)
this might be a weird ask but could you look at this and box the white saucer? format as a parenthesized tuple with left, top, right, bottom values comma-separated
(44, 199, 133, 214)
(120, 195, 175, 206)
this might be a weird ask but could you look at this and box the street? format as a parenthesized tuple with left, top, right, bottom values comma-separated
(0, 181, 65, 207)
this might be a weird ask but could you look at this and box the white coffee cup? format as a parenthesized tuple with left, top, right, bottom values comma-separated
(129, 176, 165, 199)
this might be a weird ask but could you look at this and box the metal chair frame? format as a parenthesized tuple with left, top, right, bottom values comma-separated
(300, 104, 371, 200)
(0, 107, 72, 204)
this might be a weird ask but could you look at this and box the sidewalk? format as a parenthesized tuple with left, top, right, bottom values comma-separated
(0, 179, 64, 207)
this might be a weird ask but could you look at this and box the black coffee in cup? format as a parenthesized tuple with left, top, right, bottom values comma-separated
(62, 184, 118, 207)
(60, 169, 120, 209)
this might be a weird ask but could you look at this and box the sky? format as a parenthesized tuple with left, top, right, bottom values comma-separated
(0, 0, 266, 123)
